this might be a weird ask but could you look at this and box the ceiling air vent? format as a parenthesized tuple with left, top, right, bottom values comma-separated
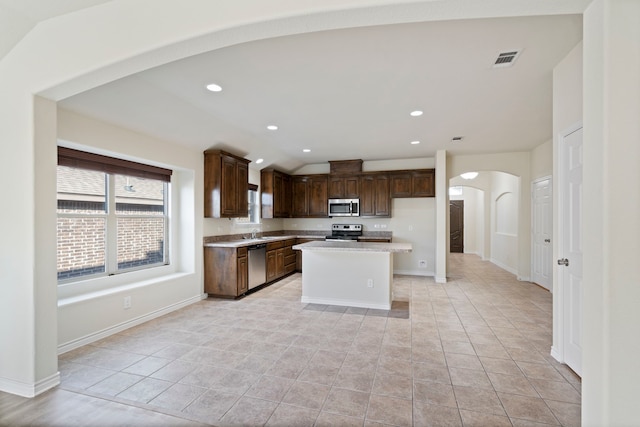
(493, 50, 521, 68)
(451, 136, 464, 142)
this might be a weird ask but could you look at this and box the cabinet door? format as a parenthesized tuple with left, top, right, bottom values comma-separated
(328, 176, 345, 199)
(292, 177, 309, 217)
(275, 172, 292, 217)
(237, 254, 248, 294)
(359, 175, 376, 217)
(375, 174, 390, 216)
(390, 173, 412, 198)
(266, 250, 277, 281)
(236, 161, 248, 216)
(412, 169, 435, 197)
(344, 176, 360, 198)
(276, 248, 285, 277)
(221, 155, 238, 216)
(308, 175, 328, 216)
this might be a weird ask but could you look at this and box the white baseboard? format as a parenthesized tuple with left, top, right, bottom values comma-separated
(435, 275, 447, 283)
(58, 293, 206, 354)
(0, 371, 60, 398)
(393, 269, 435, 277)
(301, 296, 390, 310)
(490, 258, 518, 276)
(550, 345, 563, 363)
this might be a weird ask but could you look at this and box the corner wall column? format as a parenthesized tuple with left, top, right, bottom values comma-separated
(435, 150, 448, 283)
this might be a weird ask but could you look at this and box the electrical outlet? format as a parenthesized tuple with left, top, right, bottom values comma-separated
(367, 279, 374, 288)
(419, 260, 427, 268)
(123, 296, 132, 309)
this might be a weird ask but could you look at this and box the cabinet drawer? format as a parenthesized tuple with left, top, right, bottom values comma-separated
(284, 253, 296, 266)
(267, 240, 285, 251)
(285, 238, 296, 247)
(237, 247, 248, 257)
(284, 263, 296, 274)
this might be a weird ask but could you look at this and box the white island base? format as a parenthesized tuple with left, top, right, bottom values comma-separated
(293, 241, 412, 310)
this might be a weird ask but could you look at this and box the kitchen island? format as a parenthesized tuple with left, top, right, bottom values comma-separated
(292, 240, 412, 310)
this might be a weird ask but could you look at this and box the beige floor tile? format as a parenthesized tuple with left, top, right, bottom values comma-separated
(413, 401, 462, 427)
(529, 378, 581, 404)
(282, 381, 330, 410)
(516, 361, 566, 382)
(449, 367, 493, 390)
(413, 362, 451, 384)
(116, 377, 172, 403)
(377, 355, 413, 378)
(445, 353, 483, 370)
(244, 375, 294, 402)
(459, 409, 512, 427)
(453, 385, 506, 416)
(86, 372, 143, 396)
(315, 411, 364, 427)
(220, 396, 278, 426)
(333, 368, 376, 393)
(322, 387, 370, 418)
(497, 392, 560, 425)
(413, 380, 457, 407)
(372, 373, 413, 400)
(479, 356, 524, 376)
(367, 394, 412, 426)
(147, 383, 206, 411)
(266, 403, 319, 426)
(545, 399, 581, 427)
(12, 255, 583, 427)
(488, 372, 539, 397)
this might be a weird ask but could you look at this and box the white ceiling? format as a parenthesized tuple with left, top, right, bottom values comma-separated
(7, 3, 581, 173)
(0, 0, 111, 59)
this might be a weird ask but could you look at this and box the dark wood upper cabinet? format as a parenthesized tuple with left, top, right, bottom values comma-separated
(360, 172, 390, 217)
(261, 168, 292, 218)
(292, 174, 328, 217)
(204, 149, 250, 218)
(390, 169, 435, 198)
(328, 175, 360, 199)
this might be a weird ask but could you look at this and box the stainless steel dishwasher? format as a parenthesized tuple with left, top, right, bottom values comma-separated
(247, 243, 267, 290)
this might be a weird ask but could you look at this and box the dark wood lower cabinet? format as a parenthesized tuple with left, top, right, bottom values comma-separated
(204, 246, 248, 298)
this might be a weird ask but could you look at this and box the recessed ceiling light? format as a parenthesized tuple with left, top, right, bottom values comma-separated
(205, 83, 222, 92)
(410, 140, 420, 145)
(410, 110, 423, 117)
(255, 158, 264, 164)
(303, 149, 311, 153)
(267, 125, 278, 131)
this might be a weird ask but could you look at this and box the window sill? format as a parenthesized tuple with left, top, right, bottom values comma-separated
(58, 266, 190, 305)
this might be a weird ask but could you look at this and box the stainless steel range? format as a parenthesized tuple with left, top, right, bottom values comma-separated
(325, 224, 363, 241)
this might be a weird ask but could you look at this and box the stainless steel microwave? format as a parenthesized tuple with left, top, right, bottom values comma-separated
(328, 198, 360, 217)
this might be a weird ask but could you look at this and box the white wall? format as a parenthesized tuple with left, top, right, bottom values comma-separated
(490, 172, 520, 275)
(56, 109, 203, 350)
(531, 139, 553, 181)
(582, 1, 640, 425)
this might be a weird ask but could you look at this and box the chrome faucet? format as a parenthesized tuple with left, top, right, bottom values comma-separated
(251, 228, 258, 239)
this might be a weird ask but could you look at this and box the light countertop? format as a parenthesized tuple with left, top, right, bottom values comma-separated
(293, 240, 411, 253)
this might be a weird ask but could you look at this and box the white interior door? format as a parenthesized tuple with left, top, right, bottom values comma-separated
(532, 177, 552, 290)
(560, 127, 583, 376)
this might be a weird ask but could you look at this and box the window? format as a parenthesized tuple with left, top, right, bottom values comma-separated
(235, 184, 260, 224)
(57, 148, 172, 282)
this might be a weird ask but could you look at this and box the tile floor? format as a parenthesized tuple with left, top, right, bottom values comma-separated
(0, 254, 581, 426)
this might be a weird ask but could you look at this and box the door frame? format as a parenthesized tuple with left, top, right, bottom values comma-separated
(551, 121, 583, 372)
(531, 175, 552, 290)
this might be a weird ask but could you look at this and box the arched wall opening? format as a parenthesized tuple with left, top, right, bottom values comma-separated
(449, 170, 522, 276)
